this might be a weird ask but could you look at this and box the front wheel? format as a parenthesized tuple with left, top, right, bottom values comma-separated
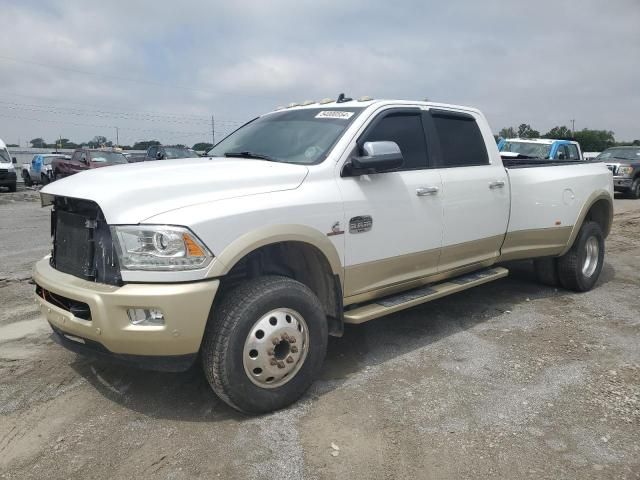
(629, 178, 640, 199)
(23, 173, 32, 187)
(201, 275, 328, 414)
(41, 173, 49, 185)
(557, 221, 604, 292)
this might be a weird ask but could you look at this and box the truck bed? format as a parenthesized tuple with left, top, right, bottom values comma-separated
(502, 158, 590, 169)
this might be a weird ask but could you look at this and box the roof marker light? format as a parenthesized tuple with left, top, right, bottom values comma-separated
(287, 102, 300, 108)
(319, 98, 333, 104)
(301, 100, 315, 106)
(358, 96, 373, 102)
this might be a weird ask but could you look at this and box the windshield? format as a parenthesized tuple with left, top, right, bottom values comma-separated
(0, 148, 10, 163)
(89, 151, 128, 164)
(596, 148, 640, 162)
(501, 141, 551, 158)
(208, 107, 364, 164)
(163, 147, 200, 159)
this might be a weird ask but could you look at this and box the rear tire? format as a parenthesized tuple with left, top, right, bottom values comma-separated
(8, 182, 16, 193)
(557, 221, 604, 292)
(41, 173, 49, 186)
(201, 275, 328, 414)
(534, 257, 559, 287)
(23, 173, 32, 187)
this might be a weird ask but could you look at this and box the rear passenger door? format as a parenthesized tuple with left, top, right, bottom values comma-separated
(339, 108, 444, 298)
(426, 109, 510, 272)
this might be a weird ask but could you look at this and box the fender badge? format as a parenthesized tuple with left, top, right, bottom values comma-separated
(349, 215, 372, 233)
(327, 221, 344, 237)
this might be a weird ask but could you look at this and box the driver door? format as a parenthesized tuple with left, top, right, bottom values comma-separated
(338, 108, 444, 300)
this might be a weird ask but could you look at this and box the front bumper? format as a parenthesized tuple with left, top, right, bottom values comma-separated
(33, 257, 219, 368)
(613, 176, 633, 190)
(0, 170, 17, 186)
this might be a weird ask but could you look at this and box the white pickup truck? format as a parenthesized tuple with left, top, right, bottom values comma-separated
(34, 98, 613, 413)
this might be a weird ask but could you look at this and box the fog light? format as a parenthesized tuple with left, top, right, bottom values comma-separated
(127, 308, 165, 326)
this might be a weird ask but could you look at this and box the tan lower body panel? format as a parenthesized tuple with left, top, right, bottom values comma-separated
(33, 257, 218, 356)
(499, 226, 572, 262)
(344, 266, 509, 324)
(344, 235, 503, 302)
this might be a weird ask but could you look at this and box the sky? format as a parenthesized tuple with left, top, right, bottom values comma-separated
(1, 0, 639, 147)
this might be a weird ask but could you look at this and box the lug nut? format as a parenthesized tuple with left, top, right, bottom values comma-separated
(289, 337, 296, 343)
(290, 346, 298, 353)
(270, 359, 278, 366)
(272, 338, 279, 345)
(286, 356, 294, 364)
(267, 348, 275, 356)
(277, 361, 285, 369)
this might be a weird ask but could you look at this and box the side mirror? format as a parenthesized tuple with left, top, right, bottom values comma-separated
(156, 151, 164, 160)
(81, 157, 88, 164)
(12, 157, 17, 164)
(344, 141, 404, 176)
(557, 152, 566, 160)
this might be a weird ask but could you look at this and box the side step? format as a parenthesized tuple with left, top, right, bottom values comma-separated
(343, 267, 509, 324)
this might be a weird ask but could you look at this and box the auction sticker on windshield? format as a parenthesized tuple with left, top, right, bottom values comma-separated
(315, 111, 355, 119)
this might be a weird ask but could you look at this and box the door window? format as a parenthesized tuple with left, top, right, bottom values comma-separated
(361, 112, 428, 170)
(431, 112, 489, 167)
(566, 144, 580, 160)
(71, 151, 82, 163)
(554, 145, 569, 160)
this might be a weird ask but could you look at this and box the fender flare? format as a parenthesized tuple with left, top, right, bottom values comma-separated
(208, 224, 344, 286)
(559, 190, 613, 256)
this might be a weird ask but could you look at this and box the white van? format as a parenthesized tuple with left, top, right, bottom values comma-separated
(0, 138, 17, 192)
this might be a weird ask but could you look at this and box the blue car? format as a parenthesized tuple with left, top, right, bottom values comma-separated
(498, 138, 583, 161)
(21, 153, 70, 186)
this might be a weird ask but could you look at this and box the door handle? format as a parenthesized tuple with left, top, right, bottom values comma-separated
(416, 186, 439, 196)
(489, 180, 505, 189)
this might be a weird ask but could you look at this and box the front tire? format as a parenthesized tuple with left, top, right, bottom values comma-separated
(557, 221, 604, 292)
(23, 172, 33, 187)
(629, 178, 640, 199)
(202, 275, 328, 414)
(41, 173, 49, 186)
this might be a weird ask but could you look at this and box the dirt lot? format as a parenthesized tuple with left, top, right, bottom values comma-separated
(1, 187, 639, 479)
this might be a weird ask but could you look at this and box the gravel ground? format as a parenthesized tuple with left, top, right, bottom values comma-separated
(0, 187, 638, 479)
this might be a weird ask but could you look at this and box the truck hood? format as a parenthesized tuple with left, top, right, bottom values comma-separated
(41, 157, 309, 223)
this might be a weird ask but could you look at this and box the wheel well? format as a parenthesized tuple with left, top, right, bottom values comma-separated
(584, 198, 612, 238)
(221, 241, 343, 336)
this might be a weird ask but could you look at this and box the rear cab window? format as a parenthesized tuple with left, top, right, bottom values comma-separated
(430, 110, 489, 167)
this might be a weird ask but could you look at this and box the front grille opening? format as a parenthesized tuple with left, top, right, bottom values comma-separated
(50, 196, 122, 286)
(36, 284, 92, 321)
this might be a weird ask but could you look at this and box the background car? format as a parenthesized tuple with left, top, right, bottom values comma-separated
(51, 148, 128, 179)
(597, 146, 640, 198)
(127, 145, 201, 162)
(22, 154, 70, 186)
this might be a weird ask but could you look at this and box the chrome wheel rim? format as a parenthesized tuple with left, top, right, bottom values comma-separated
(582, 236, 599, 278)
(243, 308, 309, 389)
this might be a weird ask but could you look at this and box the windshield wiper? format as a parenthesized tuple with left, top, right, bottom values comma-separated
(224, 151, 280, 162)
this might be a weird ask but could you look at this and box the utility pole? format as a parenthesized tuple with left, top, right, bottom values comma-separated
(115, 127, 119, 147)
(570, 119, 575, 137)
(211, 115, 215, 146)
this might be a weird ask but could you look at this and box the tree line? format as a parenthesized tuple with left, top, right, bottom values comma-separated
(23, 126, 640, 154)
(498, 124, 640, 152)
(25, 136, 214, 151)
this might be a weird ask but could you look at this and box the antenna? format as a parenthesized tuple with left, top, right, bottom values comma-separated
(336, 93, 352, 103)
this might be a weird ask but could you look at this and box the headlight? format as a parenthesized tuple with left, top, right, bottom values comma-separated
(111, 225, 213, 271)
(618, 165, 634, 176)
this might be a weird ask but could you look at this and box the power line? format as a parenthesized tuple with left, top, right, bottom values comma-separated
(0, 101, 245, 126)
